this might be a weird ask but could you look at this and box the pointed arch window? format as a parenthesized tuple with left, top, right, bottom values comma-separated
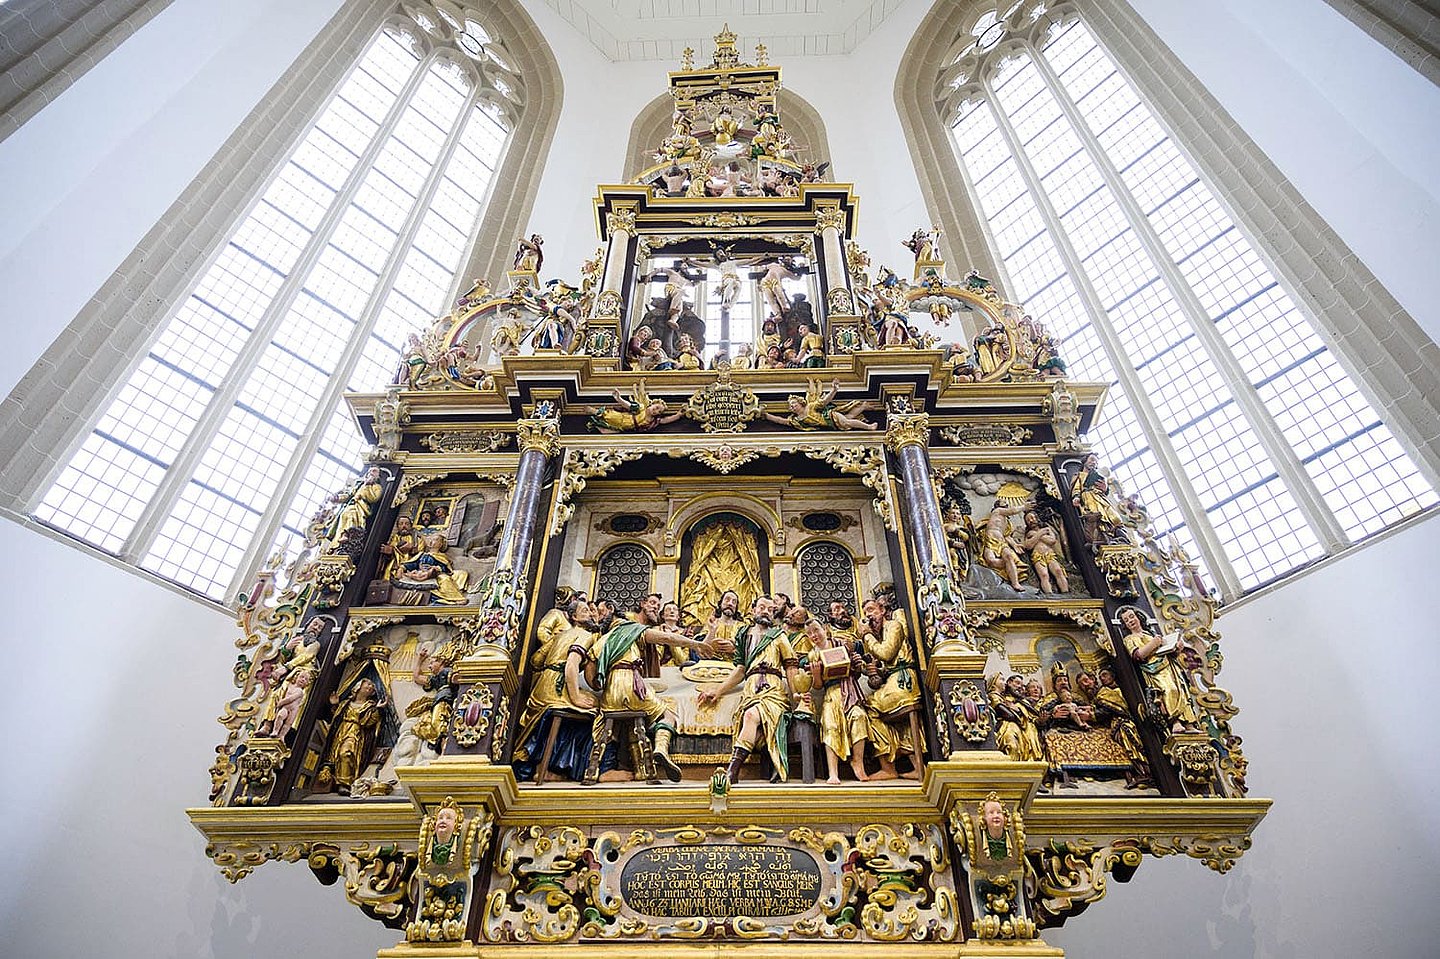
(940, 4, 1436, 597)
(31, 8, 526, 601)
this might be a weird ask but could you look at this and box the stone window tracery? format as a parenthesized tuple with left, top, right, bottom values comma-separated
(29, 4, 528, 602)
(930, 2, 1436, 597)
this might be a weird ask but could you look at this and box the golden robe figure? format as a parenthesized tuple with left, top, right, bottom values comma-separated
(318, 677, 385, 794)
(859, 601, 922, 766)
(699, 597, 805, 784)
(513, 610, 596, 766)
(990, 674, 1045, 763)
(1119, 607, 1199, 732)
(678, 518, 766, 627)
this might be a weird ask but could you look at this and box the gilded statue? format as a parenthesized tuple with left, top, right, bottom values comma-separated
(513, 233, 544, 273)
(1118, 606, 1200, 734)
(857, 597, 924, 779)
(764, 378, 878, 431)
(1071, 453, 1126, 546)
(571, 593, 713, 781)
(698, 595, 808, 784)
(316, 674, 391, 795)
(323, 467, 384, 551)
(990, 674, 1044, 764)
(585, 382, 686, 433)
(1078, 667, 1152, 788)
(393, 533, 470, 605)
(678, 517, 767, 627)
(513, 597, 599, 782)
(378, 514, 422, 580)
(803, 614, 873, 784)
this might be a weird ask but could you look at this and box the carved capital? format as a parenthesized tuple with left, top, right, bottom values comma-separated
(884, 412, 931, 453)
(515, 418, 561, 457)
(814, 206, 846, 233)
(606, 207, 637, 235)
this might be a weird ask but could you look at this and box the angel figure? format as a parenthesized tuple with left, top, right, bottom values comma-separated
(454, 277, 491, 311)
(585, 382, 686, 433)
(765, 378, 878, 431)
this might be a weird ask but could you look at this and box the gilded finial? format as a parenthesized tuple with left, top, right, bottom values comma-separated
(755, 42, 768, 66)
(681, 46, 695, 70)
(712, 23, 740, 69)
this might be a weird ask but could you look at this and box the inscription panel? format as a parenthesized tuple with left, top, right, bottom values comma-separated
(619, 844, 822, 918)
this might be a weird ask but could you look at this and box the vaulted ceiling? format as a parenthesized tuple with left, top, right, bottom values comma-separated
(541, 0, 909, 61)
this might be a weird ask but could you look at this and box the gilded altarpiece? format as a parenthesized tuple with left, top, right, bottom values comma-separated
(191, 29, 1267, 958)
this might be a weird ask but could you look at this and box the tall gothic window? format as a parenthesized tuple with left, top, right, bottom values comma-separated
(941, 4, 1436, 597)
(31, 10, 524, 602)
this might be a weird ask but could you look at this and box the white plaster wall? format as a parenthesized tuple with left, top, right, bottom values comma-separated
(1, 0, 1438, 956)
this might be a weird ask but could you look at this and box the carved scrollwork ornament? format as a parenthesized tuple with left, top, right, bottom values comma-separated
(451, 683, 496, 750)
(307, 843, 417, 927)
(552, 448, 647, 535)
(953, 793, 1036, 941)
(1026, 839, 1143, 928)
(368, 387, 410, 462)
(1142, 834, 1253, 874)
(947, 679, 993, 744)
(1164, 733, 1222, 796)
(310, 553, 357, 609)
(393, 472, 450, 507)
(938, 423, 1033, 447)
(1095, 543, 1141, 596)
(207, 840, 311, 883)
(1042, 381, 1084, 452)
(683, 367, 763, 432)
(606, 207, 638, 234)
(233, 737, 287, 805)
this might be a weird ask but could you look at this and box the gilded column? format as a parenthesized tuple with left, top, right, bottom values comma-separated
(885, 409, 997, 756)
(441, 409, 559, 762)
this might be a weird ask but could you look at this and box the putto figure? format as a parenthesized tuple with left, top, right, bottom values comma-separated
(585, 382, 686, 433)
(764, 378, 878, 431)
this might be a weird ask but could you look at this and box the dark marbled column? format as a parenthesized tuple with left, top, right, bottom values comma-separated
(442, 416, 559, 760)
